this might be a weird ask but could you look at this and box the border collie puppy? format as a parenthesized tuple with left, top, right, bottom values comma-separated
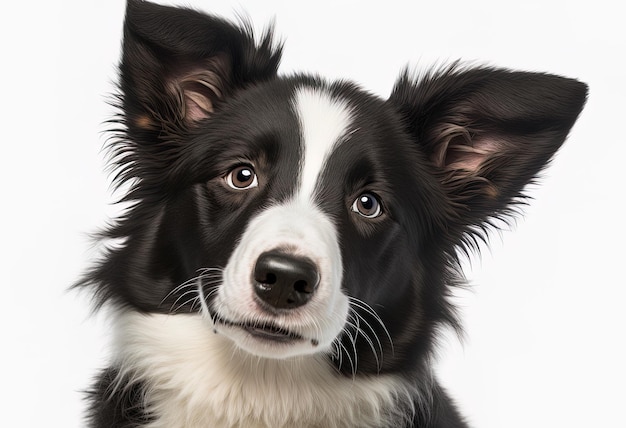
(79, 1, 587, 426)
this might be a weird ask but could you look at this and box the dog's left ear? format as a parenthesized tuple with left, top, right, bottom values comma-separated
(387, 65, 587, 233)
(111, 0, 282, 189)
(120, 0, 281, 138)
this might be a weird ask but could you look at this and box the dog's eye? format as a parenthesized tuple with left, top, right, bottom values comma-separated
(351, 193, 382, 218)
(226, 165, 258, 190)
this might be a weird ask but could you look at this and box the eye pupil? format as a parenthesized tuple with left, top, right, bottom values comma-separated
(360, 195, 374, 211)
(237, 168, 252, 184)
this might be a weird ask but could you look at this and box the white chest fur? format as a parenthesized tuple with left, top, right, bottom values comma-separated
(112, 311, 419, 428)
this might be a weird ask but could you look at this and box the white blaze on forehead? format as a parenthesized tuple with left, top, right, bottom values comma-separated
(294, 86, 353, 201)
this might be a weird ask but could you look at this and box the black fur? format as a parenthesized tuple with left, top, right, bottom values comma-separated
(79, 1, 587, 426)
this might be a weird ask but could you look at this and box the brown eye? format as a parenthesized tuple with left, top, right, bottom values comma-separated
(351, 193, 382, 218)
(226, 165, 258, 190)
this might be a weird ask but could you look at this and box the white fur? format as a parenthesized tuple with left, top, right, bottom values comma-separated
(294, 86, 354, 202)
(113, 311, 419, 428)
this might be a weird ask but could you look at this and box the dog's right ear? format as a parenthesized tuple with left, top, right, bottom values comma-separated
(119, 0, 281, 139)
(387, 64, 587, 246)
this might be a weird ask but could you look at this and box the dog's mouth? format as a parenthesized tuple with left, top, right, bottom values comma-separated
(215, 316, 305, 343)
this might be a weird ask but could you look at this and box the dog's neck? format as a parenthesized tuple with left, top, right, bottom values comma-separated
(111, 311, 424, 428)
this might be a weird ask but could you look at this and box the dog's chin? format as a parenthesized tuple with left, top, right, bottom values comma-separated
(213, 317, 326, 359)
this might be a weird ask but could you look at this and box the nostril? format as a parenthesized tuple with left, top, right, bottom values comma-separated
(294, 279, 313, 294)
(257, 272, 277, 285)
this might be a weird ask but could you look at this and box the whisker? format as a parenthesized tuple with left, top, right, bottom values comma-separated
(348, 310, 382, 371)
(159, 280, 194, 307)
(348, 296, 394, 356)
(170, 289, 201, 312)
(160, 268, 218, 306)
(158, 267, 224, 317)
(197, 270, 224, 323)
(335, 338, 356, 378)
(351, 309, 384, 367)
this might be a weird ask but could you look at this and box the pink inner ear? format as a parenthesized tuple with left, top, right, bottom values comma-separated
(173, 58, 230, 124)
(446, 137, 501, 172)
(184, 89, 215, 122)
(432, 124, 502, 174)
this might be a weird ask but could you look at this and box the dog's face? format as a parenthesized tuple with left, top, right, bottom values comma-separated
(132, 78, 441, 366)
(84, 0, 587, 377)
(195, 81, 449, 362)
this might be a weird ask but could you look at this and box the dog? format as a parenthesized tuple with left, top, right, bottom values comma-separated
(78, 1, 587, 426)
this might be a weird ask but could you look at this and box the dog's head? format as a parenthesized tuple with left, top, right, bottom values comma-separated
(84, 0, 587, 375)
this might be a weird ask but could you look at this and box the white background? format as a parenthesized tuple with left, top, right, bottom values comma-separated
(1, 0, 624, 426)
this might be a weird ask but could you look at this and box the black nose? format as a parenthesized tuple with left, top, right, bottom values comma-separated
(253, 251, 320, 310)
